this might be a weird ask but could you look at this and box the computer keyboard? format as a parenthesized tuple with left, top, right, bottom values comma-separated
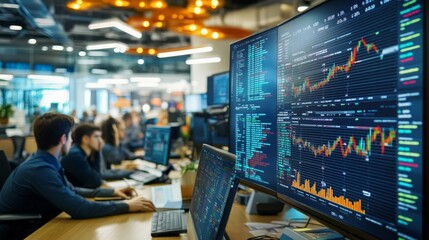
(151, 210, 187, 237)
(129, 171, 158, 183)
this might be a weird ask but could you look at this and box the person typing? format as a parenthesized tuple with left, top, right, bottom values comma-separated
(0, 113, 155, 239)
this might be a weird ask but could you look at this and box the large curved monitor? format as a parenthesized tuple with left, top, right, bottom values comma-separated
(229, 27, 278, 195)
(276, 0, 427, 239)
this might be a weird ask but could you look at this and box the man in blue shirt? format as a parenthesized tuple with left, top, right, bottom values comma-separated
(61, 123, 105, 188)
(0, 113, 155, 239)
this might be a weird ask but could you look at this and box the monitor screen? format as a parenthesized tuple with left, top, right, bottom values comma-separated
(276, 0, 425, 239)
(207, 71, 230, 106)
(229, 27, 278, 194)
(185, 93, 207, 113)
(143, 125, 172, 166)
(190, 144, 238, 240)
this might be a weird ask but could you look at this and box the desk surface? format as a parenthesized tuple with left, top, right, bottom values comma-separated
(26, 201, 284, 240)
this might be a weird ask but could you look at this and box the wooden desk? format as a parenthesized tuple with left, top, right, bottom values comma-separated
(26, 201, 284, 239)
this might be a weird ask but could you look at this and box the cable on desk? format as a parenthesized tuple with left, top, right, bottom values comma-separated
(247, 235, 279, 240)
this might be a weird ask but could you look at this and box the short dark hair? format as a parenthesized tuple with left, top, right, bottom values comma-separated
(72, 123, 101, 145)
(122, 112, 132, 122)
(33, 113, 74, 150)
(101, 117, 119, 146)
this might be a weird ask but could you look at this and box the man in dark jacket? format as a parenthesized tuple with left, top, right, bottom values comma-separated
(0, 113, 155, 239)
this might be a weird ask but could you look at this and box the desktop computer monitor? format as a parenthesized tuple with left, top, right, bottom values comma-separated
(229, 27, 278, 195)
(185, 93, 207, 113)
(189, 144, 239, 240)
(143, 125, 172, 166)
(207, 71, 229, 106)
(276, 0, 426, 239)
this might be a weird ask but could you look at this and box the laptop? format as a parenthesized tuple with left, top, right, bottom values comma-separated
(151, 144, 239, 238)
(151, 183, 191, 210)
(129, 125, 172, 184)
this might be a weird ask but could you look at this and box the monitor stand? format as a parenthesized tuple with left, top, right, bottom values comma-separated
(246, 191, 285, 215)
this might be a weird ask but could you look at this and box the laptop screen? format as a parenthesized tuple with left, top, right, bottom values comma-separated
(143, 125, 172, 166)
(190, 144, 238, 240)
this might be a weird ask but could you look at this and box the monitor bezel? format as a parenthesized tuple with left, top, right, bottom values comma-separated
(143, 125, 172, 166)
(189, 144, 239, 240)
(229, 26, 279, 198)
(207, 71, 230, 106)
(275, 0, 428, 239)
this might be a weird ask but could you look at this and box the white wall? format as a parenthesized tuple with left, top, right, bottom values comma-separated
(190, 36, 234, 94)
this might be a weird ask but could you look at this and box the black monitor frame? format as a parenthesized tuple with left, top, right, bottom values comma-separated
(189, 144, 239, 240)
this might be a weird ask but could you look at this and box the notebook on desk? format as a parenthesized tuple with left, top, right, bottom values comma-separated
(151, 183, 191, 210)
(151, 144, 239, 238)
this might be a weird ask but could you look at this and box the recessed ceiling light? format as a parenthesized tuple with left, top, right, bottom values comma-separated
(28, 39, 37, 44)
(9, 25, 22, 31)
(66, 47, 73, 52)
(41, 46, 48, 51)
(79, 51, 86, 56)
(138, 59, 144, 64)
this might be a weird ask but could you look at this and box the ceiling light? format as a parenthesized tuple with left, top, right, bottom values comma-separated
(211, 32, 219, 39)
(91, 68, 108, 74)
(41, 46, 49, 51)
(130, 77, 160, 83)
(34, 17, 55, 27)
(52, 45, 64, 51)
(98, 78, 129, 84)
(86, 83, 108, 89)
(186, 57, 221, 65)
(157, 46, 213, 58)
(200, 28, 208, 35)
(88, 51, 108, 57)
(88, 18, 142, 38)
(137, 47, 144, 53)
(66, 47, 74, 52)
(79, 51, 86, 56)
(9, 25, 22, 31)
(148, 49, 156, 55)
(0, 82, 9, 86)
(77, 59, 101, 64)
(137, 59, 144, 64)
(0, 3, 19, 8)
(297, 0, 310, 12)
(27, 75, 69, 81)
(0, 74, 13, 81)
(28, 39, 37, 44)
(137, 82, 159, 87)
(86, 42, 128, 51)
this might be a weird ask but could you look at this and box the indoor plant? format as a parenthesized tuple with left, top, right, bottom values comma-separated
(180, 162, 198, 199)
(0, 104, 14, 125)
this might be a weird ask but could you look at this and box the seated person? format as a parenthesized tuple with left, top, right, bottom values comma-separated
(61, 123, 105, 188)
(0, 113, 155, 239)
(122, 112, 144, 151)
(101, 117, 141, 170)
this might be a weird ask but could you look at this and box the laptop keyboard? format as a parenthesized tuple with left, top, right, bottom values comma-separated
(151, 210, 187, 237)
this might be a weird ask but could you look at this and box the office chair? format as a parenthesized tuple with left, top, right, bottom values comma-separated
(0, 150, 41, 221)
(11, 136, 26, 162)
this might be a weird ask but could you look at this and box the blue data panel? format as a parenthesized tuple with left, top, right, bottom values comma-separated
(230, 28, 278, 192)
(276, 0, 424, 239)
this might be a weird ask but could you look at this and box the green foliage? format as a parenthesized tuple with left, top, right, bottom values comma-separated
(180, 162, 198, 176)
(0, 104, 13, 119)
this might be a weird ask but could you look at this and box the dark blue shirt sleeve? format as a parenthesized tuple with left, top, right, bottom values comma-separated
(102, 144, 125, 165)
(62, 151, 103, 188)
(28, 165, 128, 219)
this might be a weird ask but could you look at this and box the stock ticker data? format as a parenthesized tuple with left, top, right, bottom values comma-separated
(230, 28, 278, 192)
(276, 0, 423, 239)
(190, 146, 237, 240)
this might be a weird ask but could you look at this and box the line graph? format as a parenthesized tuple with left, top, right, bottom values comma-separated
(291, 126, 396, 158)
(292, 37, 382, 97)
